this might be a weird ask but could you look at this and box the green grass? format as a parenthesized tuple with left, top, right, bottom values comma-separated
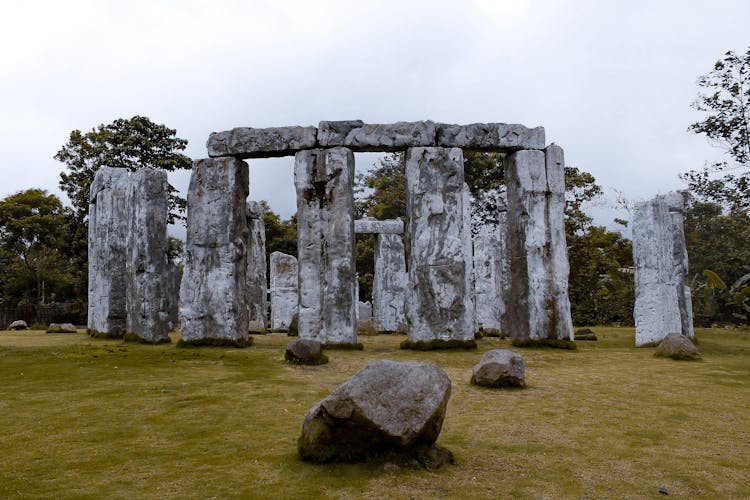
(0, 327, 749, 499)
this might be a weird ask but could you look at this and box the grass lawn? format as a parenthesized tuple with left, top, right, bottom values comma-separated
(0, 327, 748, 499)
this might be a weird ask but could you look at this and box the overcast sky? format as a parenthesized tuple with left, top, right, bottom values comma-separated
(1, 0, 748, 231)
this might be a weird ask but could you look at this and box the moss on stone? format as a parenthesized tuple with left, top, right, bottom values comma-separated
(87, 329, 124, 340)
(511, 338, 577, 350)
(123, 332, 171, 345)
(399, 339, 477, 351)
(176, 337, 253, 348)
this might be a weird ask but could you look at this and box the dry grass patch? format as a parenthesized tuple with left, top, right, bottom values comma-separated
(0, 327, 748, 498)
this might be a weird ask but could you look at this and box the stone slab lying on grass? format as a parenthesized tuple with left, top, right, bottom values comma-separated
(575, 328, 598, 341)
(298, 359, 451, 464)
(46, 323, 77, 333)
(654, 332, 701, 360)
(471, 349, 526, 388)
(285, 339, 328, 365)
(8, 320, 28, 330)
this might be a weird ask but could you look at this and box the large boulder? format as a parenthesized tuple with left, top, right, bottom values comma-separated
(654, 332, 701, 361)
(471, 349, 526, 388)
(8, 320, 28, 330)
(298, 359, 452, 464)
(46, 323, 77, 333)
(285, 339, 328, 366)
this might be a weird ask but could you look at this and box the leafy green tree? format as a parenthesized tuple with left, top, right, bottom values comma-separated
(262, 202, 297, 260)
(682, 47, 750, 213)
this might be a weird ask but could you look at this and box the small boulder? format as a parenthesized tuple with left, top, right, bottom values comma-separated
(298, 359, 452, 464)
(8, 320, 28, 330)
(285, 339, 328, 365)
(46, 323, 77, 333)
(575, 328, 598, 341)
(654, 332, 701, 361)
(471, 349, 525, 388)
(287, 312, 299, 337)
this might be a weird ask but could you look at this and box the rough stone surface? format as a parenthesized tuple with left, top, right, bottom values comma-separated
(88, 167, 129, 338)
(285, 338, 328, 365)
(269, 252, 298, 331)
(574, 328, 598, 341)
(462, 183, 476, 334)
(373, 233, 408, 333)
(246, 200, 267, 333)
(295, 147, 357, 345)
(633, 192, 694, 347)
(317, 120, 364, 146)
(470, 349, 526, 388)
(357, 301, 373, 321)
(166, 259, 181, 329)
(298, 359, 451, 462)
(354, 218, 404, 234)
(473, 222, 504, 335)
(505, 146, 574, 344)
(125, 168, 170, 344)
(405, 147, 474, 344)
(321, 121, 436, 151)
(46, 323, 77, 333)
(436, 122, 545, 151)
(207, 126, 317, 158)
(178, 157, 251, 346)
(654, 332, 701, 360)
(8, 320, 28, 330)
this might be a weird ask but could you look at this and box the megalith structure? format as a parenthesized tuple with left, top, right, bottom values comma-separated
(462, 183, 477, 334)
(246, 200, 267, 333)
(269, 251, 298, 331)
(473, 221, 505, 336)
(404, 147, 475, 347)
(505, 145, 574, 346)
(294, 147, 357, 346)
(88, 167, 129, 338)
(178, 157, 251, 347)
(632, 192, 693, 346)
(124, 168, 171, 343)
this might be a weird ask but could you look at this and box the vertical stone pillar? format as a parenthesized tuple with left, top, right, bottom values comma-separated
(178, 157, 251, 347)
(496, 194, 510, 331)
(462, 183, 476, 334)
(88, 167, 129, 338)
(269, 251, 298, 331)
(166, 258, 181, 329)
(404, 147, 475, 348)
(505, 146, 574, 346)
(633, 192, 693, 346)
(372, 233, 408, 333)
(125, 168, 170, 343)
(294, 147, 357, 346)
(473, 222, 503, 335)
(246, 200, 267, 333)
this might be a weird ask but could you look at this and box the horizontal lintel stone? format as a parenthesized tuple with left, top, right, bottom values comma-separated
(436, 123, 545, 151)
(319, 120, 437, 151)
(207, 126, 318, 158)
(354, 218, 404, 234)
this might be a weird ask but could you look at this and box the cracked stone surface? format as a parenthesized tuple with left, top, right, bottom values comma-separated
(473, 222, 505, 335)
(436, 123, 545, 151)
(246, 200, 267, 332)
(373, 233, 408, 333)
(269, 252, 298, 331)
(207, 126, 317, 158)
(354, 218, 404, 234)
(320, 121, 436, 151)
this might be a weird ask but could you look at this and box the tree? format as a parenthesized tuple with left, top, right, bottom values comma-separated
(682, 47, 750, 213)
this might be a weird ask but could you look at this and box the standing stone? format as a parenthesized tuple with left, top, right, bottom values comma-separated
(496, 195, 510, 331)
(269, 252, 298, 331)
(632, 192, 694, 346)
(88, 167, 129, 338)
(246, 200, 267, 333)
(179, 158, 251, 347)
(372, 233, 408, 333)
(404, 147, 475, 348)
(473, 222, 504, 335)
(294, 147, 357, 346)
(166, 259, 181, 329)
(125, 168, 170, 343)
(505, 146, 574, 346)
(462, 183, 477, 334)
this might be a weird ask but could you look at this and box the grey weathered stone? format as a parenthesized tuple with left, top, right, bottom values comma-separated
(298, 359, 451, 462)
(46, 323, 77, 333)
(8, 320, 28, 330)
(373, 233, 408, 333)
(354, 218, 404, 234)
(320, 121, 436, 151)
(357, 301, 373, 321)
(317, 120, 365, 146)
(473, 222, 504, 335)
(166, 259, 181, 329)
(246, 200, 267, 333)
(654, 332, 701, 360)
(436, 122, 545, 151)
(207, 126, 317, 158)
(505, 146, 574, 345)
(470, 349, 526, 387)
(88, 167, 129, 338)
(125, 168, 170, 343)
(294, 147, 357, 345)
(633, 192, 694, 347)
(269, 252, 298, 331)
(285, 338, 328, 365)
(178, 157, 251, 347)
(462, 183, 476, 334)
(404, 147, 474, 345)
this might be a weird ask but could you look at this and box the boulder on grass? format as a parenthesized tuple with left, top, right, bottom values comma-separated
(285, 338, 328, 365)
(298, 359, 452, 465)
(575, 328, 598, 341)
(654, 332, 701, 361)
(46, 323, 77, 333)
(471, 349, 525, 388)
(8, 320, 28, 330)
